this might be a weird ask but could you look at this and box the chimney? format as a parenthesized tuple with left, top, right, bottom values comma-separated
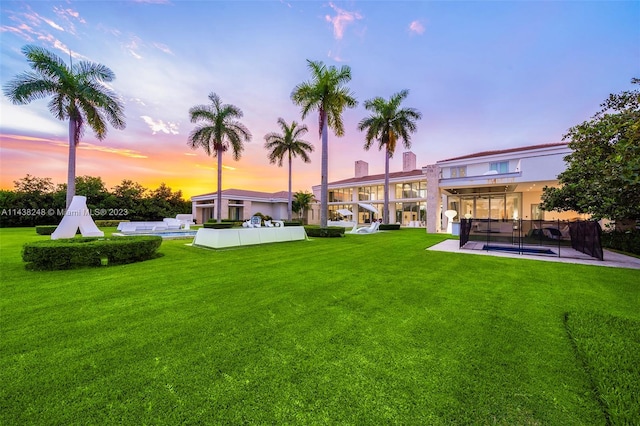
(403, 151, 416, 172)
(355, 160, 369, 178)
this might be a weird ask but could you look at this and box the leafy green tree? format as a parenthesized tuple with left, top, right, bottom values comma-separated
(3, 45, 126, 208)
(291, 60, 357, 227)
(188, 92, 252, 222)
(292, 190, 316, 224)
(541, 78, 640, 226)
(13, 174, 55, 194)
(112, 179, 147, 219)
(264, 118, 314, 221)
(5, 174, 58, 226)
(146, 183, 191, 219)
(358, 90, 422, 224)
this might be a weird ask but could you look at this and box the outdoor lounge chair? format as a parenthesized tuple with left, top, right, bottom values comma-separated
(163, 218, 182, 230)
(350, 221, 381, 234)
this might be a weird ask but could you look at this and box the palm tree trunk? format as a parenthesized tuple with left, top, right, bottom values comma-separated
(384, 149, 390, 224)
(320, 110, 329, 228)
(66, 118, 77, 209)
(216, 148, 223, 222)
(288, 153, 293, 221)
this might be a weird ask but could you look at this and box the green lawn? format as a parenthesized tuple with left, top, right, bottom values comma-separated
(1, 227, 638, 425)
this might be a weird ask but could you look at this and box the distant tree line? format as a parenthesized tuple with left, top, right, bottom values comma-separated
(0, 175, 191, 227)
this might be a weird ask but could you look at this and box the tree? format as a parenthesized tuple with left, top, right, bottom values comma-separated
(264, 118, 314, 221)
(292, 190, 316, 224)
(112, 179, 148, 220)
(358, 90, 422, 224)
(291, 60, 357, 227)
(3, 45, 126, 208)
(8, 174, 58, 226)
(188, 93, 251, 222)
(541, 78, 640, 226)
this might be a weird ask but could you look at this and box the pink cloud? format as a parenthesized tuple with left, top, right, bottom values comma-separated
(409, 20, 425, 35)
(325, 2, 362, 40)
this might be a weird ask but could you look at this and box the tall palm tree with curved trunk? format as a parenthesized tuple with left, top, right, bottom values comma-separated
(3, 45, 126, 208)
(358, 89, 422, 224)
(291, 60, 357, 227)
(264, 118, 314, 221)
(188, 92, 251, 222)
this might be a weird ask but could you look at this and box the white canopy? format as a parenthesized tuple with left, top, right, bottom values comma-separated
(337, 209, 353, 216)
(357, 203, 379, 214)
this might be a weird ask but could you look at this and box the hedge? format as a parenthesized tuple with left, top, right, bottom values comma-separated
(95, 219, 128, 227)
(601, 229, 640, 256)
(35, 226, 82, 235)
(379, 224, 401, 230)
(304, 226, 345, 238)
(203, 223, 234, 229)
(35, 225, 57, 235)
(22, 236, 163, 270)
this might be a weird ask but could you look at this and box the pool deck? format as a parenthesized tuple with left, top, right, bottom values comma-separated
(427, 239, 640, 270)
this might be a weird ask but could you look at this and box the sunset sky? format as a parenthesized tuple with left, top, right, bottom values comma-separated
(1, 1, 638, 199)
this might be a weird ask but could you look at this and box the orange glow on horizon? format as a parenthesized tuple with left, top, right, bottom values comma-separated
(1, 133, 319, 200)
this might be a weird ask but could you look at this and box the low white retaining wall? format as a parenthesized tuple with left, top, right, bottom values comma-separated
(193, 226, 307, 249)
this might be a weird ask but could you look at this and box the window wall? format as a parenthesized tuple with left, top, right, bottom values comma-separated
(395, 202, 426, 225)
(329, 188, 353, 202)
(394, 181, 426, 199)
(358, 185, 384, 201)
(447, 193, 521, 221)
(328, 204, 353, 220)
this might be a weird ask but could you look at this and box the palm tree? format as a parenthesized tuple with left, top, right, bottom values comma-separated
(292, 190, 316, 223)
(264, 118, 314, 221)
(188, 92, 251, 222)
(3, 45, 126, 208)
(358, 89, 422, 224)
(291, 60, 357, 227)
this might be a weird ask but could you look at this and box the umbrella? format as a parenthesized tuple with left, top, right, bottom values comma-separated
(337, 209, 353, 216)
(357, 203, 379, 214)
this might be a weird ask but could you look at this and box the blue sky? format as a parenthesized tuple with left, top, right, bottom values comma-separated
(1, 0, 638, 198)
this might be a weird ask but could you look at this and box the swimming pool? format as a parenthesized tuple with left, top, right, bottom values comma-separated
(483, 245, 555, 255)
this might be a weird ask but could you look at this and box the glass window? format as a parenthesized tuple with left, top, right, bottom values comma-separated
(451, 166, 467, 178)
(418, 181, 427, 198)
(490, 161, 509, 174)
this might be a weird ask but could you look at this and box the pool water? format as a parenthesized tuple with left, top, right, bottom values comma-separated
(483, 245, 555, 255)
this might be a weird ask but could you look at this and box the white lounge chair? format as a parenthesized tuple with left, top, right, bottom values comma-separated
(176, 214, 195, 226)
(163, 218, 182, 230)
(350, 221, 381, 234)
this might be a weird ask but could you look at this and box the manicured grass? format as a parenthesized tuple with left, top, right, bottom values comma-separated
(565, 312, 640, 425)
(1, 227, 639, 424)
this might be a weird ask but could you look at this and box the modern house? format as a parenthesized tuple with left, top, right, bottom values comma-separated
(307, 143, 585, 232)
(310, 152, 426, 226)
(425, 142, 585, 233)
(191, 143, 585, 231)
(190, 189, 289, 224)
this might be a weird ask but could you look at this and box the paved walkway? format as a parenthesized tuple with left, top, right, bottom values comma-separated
(427, 239, 640, 270)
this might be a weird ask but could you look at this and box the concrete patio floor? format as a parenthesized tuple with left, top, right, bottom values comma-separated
(427, 239, 640, 270)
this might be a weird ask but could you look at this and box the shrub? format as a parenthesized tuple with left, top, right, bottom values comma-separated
(601, 229, 640, 256)
(283, 221, 302, 227)
(95, 219, 128, 227)
(203, 223, 234, 229)
(379, 224, 401, 230)
(35, 226, 81, 235)
(35, 225, 57, 235)
(22, 236, 162, 270)
(304, 226, 345, 238)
